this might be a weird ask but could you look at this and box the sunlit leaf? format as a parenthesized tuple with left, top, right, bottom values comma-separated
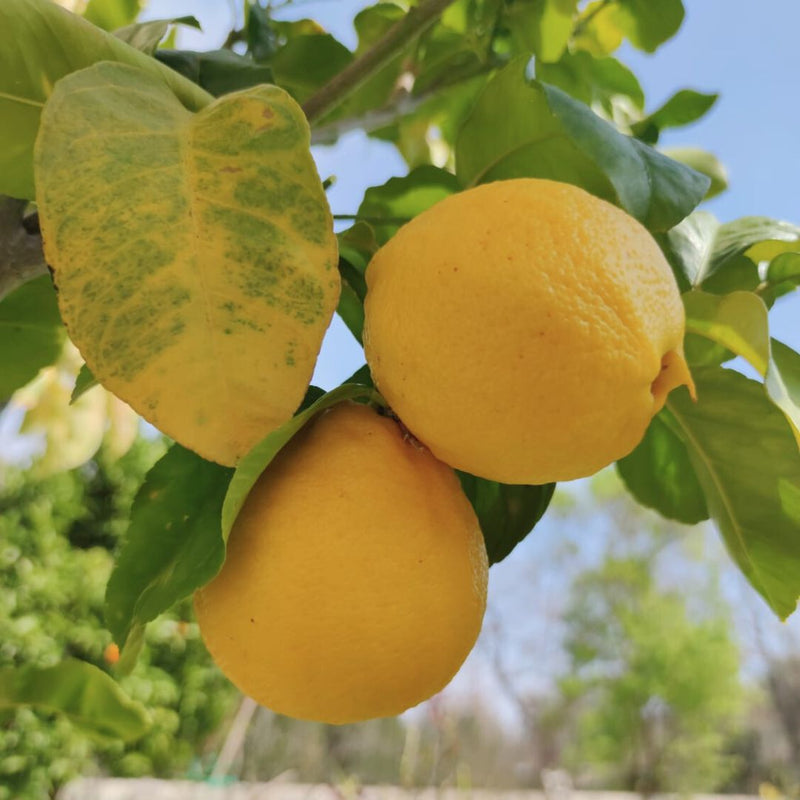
(84, 0, 140, 30)
(631, 90, 717, 144)
(114, 16, 200, 55)
(661, 212, 800, 291)
(536, 50, 644, 113)
(661, 147, 728, 200)
(505, 0, 579, 63)
(35, 62, 340, 467)
(358, 165, 461, 244)
(574, 0, 684, 55)
(683, 291, 800, 439)
(668, 369, 800, 620)
(683, 291, 769, 375)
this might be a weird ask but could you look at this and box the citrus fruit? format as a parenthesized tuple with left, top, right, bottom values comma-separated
(194, 401, 488, 724)
(363, 178, 694, 484)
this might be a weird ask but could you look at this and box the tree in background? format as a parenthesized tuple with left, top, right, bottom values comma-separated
(556, 554, 744, 793)
(0, 440, 237, 799)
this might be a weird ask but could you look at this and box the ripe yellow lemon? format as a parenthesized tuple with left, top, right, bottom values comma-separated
(363, 178, 694, 484)
(194, 401, 488, 724)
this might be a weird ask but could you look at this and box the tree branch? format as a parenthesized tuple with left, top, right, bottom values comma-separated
(0, 198, 47, 302)
(301, 0, 459, 125)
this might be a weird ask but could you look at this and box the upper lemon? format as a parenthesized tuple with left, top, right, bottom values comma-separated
(195, 401, 488, 724)
(363, 178, 693, 484)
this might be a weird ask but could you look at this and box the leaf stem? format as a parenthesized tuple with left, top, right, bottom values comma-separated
(302, 0, 459, 124)
(333, 214, 411, 225)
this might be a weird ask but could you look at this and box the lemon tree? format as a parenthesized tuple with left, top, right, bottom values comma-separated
(1, 0, 799, 733)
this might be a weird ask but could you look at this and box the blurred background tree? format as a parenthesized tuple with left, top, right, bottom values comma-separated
(0, 438, 237, 799)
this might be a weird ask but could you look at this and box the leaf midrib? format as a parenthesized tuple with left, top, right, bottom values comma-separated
(180, 113, 233, 420)
(0, 90, 44, 109)
(666, 396, 776, 609)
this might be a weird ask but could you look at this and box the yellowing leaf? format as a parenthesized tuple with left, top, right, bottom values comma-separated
(35, 62, 340, 466)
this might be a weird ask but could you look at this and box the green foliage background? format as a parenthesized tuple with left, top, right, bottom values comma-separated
(0, 440, 237, 799)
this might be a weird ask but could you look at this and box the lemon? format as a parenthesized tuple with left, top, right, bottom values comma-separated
(363, 178, 694, 484)
(195, 401, 488, 724)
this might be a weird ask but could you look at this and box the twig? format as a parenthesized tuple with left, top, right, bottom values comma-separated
(311, 56, 500, 145)
(0, 198, 47, 302)
(210, 695, 258, 780)
(301, 0, 459, 124)
(333, 214, 411, 225)
(571, 0, 615, 40)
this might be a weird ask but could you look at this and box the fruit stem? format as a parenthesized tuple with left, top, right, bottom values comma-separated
(301, 0, 459, 124)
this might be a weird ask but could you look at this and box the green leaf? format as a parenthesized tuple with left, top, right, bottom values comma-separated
(612, 0, 684, 52)
(156, 49, 274, 96)
(766, 340, 800, 444)
(358, 165, 461, 244)
(71, 363, 99, 404)
(505, 0, 579, 63)
(667, 369, 800, 620)
(245, 3, 278, 62)
(35, 61, 339, 468)
(455, 57, 709, 231)
(767, 251, 800, 287)
(84, 0, 141, 30)
(631, 90, 718, 145)
(0, 0, 211, 199)
(271, 34, 353, 104)
(0, 275, 64, 401)
(114, 16, 201, 55)
(535, 50, 645, 113)
(683, 291, 769, 375)
(221, 384, 385, 543)
(682, 291, 800, 437)
(105, 445, 233, 647)
(0, 659, 149, 742)
(576, 0, 684, 55)
(116, 622, 145, 677)
(335, 3, 408, 118)
(335, 223, 379, 343)
(457, 473, 555, 564)
(661, 212, 800, 290)
(661, 147, 728, 200)
(617, 409, 708, 524)
(337, 260, 367, 344)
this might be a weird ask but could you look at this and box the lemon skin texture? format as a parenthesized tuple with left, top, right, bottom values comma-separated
(194, 401, 488, 724)
(363, 178, 694, 485)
